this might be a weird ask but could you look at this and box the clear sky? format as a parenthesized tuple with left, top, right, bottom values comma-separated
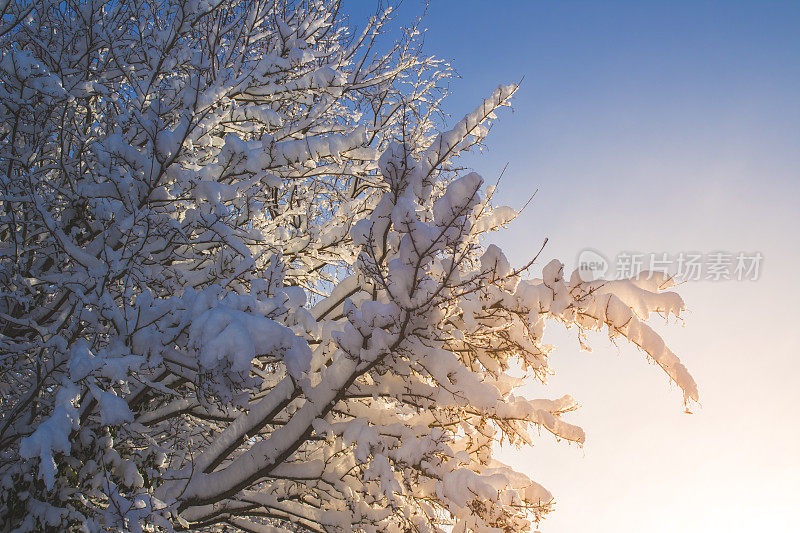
(345, 2, 800, 531)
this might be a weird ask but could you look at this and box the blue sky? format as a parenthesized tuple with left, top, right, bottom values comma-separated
(344, 2, 800, 531)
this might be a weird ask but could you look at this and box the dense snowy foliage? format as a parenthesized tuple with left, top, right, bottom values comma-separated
(0, 1, 697, 531)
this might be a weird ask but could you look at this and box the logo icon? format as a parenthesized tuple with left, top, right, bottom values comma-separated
(576, 249, 609, 282)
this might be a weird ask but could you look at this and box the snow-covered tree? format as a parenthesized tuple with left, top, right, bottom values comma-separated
(0, 1, 698, 531)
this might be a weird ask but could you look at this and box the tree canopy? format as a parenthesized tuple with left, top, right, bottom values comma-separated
(0, 1, 697, 531)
